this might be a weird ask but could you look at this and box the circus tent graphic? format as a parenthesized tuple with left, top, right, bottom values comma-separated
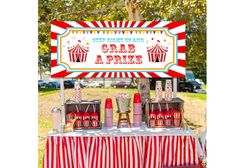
(68, 40, 89, 62)
(147, 40, 168, 62)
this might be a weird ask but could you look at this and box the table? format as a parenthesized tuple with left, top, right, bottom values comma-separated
(43, 124, 203, 168)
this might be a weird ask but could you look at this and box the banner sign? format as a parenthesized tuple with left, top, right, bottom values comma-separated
(51, 21, 186, 78)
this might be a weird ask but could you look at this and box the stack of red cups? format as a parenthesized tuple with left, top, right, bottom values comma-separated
(133, 93, 142, 127)
(104, 98, 113, 127)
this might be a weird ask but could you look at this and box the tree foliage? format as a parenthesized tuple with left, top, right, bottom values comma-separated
(38, 0, 206, 82)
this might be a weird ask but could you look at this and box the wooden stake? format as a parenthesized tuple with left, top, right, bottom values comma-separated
(125, 0, 150, 122)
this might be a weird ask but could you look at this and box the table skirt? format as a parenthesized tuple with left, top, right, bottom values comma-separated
(43, 135, 200, 168)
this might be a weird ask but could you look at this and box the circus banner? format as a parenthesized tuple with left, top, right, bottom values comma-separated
(50, 21, 186, 78)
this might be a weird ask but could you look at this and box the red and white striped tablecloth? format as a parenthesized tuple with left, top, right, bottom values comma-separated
(43, 129, 201, 168)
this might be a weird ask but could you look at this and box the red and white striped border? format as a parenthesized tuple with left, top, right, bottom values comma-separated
(51, 21, 186, 78)
(43, 135, 200, 168)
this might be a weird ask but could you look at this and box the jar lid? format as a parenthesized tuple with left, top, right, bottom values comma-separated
(51, 107, 61, 113)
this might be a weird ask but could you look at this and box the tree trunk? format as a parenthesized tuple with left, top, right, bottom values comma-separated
(125, 0, 150, 121)
(125, 0, 141, 21)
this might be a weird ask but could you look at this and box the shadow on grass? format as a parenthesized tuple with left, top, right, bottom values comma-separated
(185, 118, 202, 131)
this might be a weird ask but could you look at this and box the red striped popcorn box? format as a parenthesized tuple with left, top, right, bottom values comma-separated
(74, 89, 81, 102)
(165, 80, 172, 101)
(155, 81, 163, 102)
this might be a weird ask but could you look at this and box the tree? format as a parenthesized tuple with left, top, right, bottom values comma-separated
(38, 0, 206, 82)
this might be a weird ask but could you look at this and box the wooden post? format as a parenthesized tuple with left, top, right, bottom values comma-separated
(125, 0, 149, 122)
(125, 0, 142, 21)
(59, 78, 65, 126)
(173, 78, 177, 98)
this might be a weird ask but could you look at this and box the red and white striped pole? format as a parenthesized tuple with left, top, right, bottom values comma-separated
(133, 93, 142, 127)
(104, 98, 113, 127)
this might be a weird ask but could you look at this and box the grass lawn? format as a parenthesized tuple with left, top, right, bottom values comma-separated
(38, 88, 59, 96)
(179, 92, 206, 101)
(38, 87, 206, 167)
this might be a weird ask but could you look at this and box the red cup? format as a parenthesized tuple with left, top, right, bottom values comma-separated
(134, 93, 141, 103)
(105, 98, 113, 109)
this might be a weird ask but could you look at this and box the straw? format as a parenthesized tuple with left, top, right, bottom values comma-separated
(166, 103, 169, 111)
(85, 104, 90, 112)
(92, 104, 96, 113)
(75, 104, 80, 113)
(158, 103, 162, 112)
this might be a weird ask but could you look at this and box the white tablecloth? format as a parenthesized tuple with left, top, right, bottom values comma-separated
(48, 123, 196, 137)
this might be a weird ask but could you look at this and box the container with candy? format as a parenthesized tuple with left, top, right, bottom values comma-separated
(115, 93, 131, 112)
(64, 99, 102, 131)
(146, 97, 184, 128)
